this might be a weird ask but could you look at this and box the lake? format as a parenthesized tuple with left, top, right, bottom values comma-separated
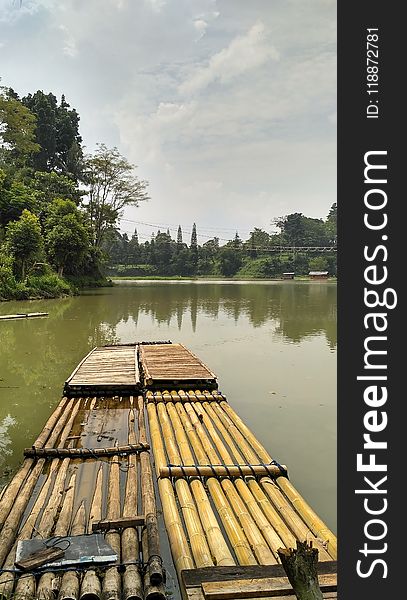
(0, 280, 336, 533)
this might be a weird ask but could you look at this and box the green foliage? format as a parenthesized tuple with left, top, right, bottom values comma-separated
(5, 209, 43, 279)
(31, 171, 83, 207)
(25, 273, 71, 298)
(0, 90, 40, 163)
(237, 257, 283, 278)
(45, 199, 90, 276)
(21, 91, 83, 177)
(83, 144, 149, 248)
(309, 256, 329, 271)
(219, 247, 242, 277)
(0, 176, 39, 226)
(276, 213, 330, 246)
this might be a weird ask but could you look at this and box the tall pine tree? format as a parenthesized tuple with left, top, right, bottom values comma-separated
(177, 225, 183, 245)
(190, 223, 197, 249)
(190, 223, 198, 274)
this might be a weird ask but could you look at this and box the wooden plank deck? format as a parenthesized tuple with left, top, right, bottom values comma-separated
(140, 343, 217, 389)
(64, 345, 141, 395)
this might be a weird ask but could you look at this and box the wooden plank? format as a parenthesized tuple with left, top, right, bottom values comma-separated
(15, 547, 65, 570)
(182, 563, 337, 588)
(65, 347, 97, 384)
(92, 516, 145, 532)
(187, 590, 336, 600)
(201, 573, 337, 599)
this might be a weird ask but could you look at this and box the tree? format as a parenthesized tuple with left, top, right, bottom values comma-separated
(219, 246, 242, 277)
(83, 144, 149, 249)
(0, 174, 38, 226)
(44, 199, 89, 276)
(190, 223, 197, 249)
(177, 225, 183, 245)
(0, 91, 39, 163)
(30, 171, 82, 207)
(276, 213, 329, 246)
(5, 209, 43, 280)
(233, 231, 242, 249)
(21, 91, 83, 177)
(325, 202, 337, 244)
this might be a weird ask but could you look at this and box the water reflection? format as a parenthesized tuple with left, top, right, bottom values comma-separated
(1, 281, 337, 510)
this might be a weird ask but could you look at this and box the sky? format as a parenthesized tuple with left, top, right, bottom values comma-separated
(0, 0, 336, 244)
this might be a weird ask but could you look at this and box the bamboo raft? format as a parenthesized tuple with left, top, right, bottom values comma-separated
(0, 396, 165, 600)
(0, 313, 48, 321)
(0, 342, 337, 600)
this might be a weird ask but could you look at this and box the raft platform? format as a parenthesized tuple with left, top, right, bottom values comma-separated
(0, 342, 337, 600)
(0, 312, 48, 321)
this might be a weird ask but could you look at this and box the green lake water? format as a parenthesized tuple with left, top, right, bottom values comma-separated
(0, 280, 337, 534)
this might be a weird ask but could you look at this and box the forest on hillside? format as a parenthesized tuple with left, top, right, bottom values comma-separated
(0, 85, 148, 300)
(105, 206, 337, 279)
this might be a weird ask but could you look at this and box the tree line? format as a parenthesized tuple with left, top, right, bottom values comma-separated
(1, 83, 337, 301)
(0, 85, 148, 300)
(105, 206, 337, 279)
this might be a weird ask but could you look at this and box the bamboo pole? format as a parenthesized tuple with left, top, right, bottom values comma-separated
(24, 444, 149, 458)
(275, 478, 337, 560)
(146, 400, 200, 574)
(0, 409, 74, 597)
(11, 457, 61, 597)
(219, 401, 337, 559)
(183, 401, 221, 464)
(176, 477, 213, 568)
(137, 397, 165, 590)
(0, 397, 69, 530)
(200, 399, 245, 463)
(80, 466, 103, 600)
(58, 501, 86, 600)
(220, 478, 276, 565)
(15, 454, 73, 599)
(188, 479, 235, 567)
(246, 479, 297, 550)
(211, 402, 259, 464)
(121, 408, 143, 600)
(0, 459, 46, 566)
(170, 395, 258, 567)
(36, 473, 77, 600)
(146, 403, 167, 478)
(174, 403, 207, 465)
(189, 398, 233, 465)
(206, 478, 257, 566)
(235, 478, 287, 557)
(159, 464, 286, 478)
(167, 393, 234, 567)
(157, 478, 194, 575)
(102, 457, 122, 600)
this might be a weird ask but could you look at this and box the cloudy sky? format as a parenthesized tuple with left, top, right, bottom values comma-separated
(1, 0, 336, 244)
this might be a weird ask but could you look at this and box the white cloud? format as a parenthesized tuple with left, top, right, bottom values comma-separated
(58, 24, 77, 57)
(179, 21, 279, 95)
(193, 18, 208, 40)
(1, 0, 336, 238)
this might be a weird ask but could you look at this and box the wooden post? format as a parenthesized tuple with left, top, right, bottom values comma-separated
(278, 541, 324, 600)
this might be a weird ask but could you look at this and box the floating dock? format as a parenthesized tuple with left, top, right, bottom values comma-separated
(0, 342, 337, 600)
(0, 312, 48, 321)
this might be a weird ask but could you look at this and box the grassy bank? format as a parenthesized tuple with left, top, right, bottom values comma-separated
(111, 275, 337, 282)
(0, 269, 112, 302)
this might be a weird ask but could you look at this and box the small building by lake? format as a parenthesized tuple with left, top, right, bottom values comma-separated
(282, 272, 295, 280)
(309, 271, 329, 280)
